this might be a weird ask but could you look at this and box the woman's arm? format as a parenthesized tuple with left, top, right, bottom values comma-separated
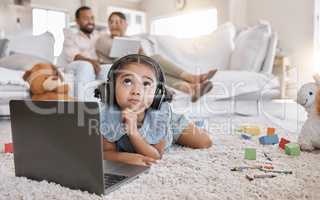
(103, 138, 157, 166)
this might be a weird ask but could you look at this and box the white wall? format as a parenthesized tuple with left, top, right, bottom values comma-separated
(246, 0, 315, 85)
(94, 0, 141, 23)
(140, 0, 231, 32)
(0, 3, 32, 37)
(32, 0, 141, 23)
(229, 0, 247, 28)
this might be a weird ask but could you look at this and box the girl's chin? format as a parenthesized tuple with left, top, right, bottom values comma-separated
(111, 32, 121, 37)
(125, 104, 147, 112)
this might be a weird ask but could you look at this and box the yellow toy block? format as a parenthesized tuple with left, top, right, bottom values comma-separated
(238, 125, 261, 136)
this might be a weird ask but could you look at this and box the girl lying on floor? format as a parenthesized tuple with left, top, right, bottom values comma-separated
(98, 54, 212, 166)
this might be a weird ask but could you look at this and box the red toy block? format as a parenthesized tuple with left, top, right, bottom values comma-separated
(279, 138, 290, 150)
(4, 143, 13, 153)
(267, 127, 276, 136)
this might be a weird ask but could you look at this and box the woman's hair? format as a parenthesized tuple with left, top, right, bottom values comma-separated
(108, 11, 126, 22)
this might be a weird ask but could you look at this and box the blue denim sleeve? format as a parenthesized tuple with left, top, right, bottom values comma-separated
(142, 102, 173, 148)
(99, 104, 126, 142)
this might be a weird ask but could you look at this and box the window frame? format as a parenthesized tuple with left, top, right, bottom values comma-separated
(31, 6, 68, 57)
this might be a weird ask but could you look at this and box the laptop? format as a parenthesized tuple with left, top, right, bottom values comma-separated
(109, 37, 141, 58)
(9, 100, 149, 195)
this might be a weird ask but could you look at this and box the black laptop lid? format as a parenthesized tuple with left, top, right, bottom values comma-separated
(10, 100, 104, 195)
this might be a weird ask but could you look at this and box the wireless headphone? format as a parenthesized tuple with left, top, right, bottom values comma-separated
(94, 54, 172, 110)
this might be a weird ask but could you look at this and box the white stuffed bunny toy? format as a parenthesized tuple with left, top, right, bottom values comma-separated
(297, 74, 320, 151)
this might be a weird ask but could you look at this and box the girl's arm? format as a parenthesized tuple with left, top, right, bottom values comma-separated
(103, 138, 156, 166)
(122, 109, 166, 160)
(128, 132, 165, 160)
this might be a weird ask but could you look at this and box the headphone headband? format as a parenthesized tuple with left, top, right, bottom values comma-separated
(94, 54, 172, 110)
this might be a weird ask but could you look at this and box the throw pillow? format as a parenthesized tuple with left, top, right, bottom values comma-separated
(229, 22, 272, 72)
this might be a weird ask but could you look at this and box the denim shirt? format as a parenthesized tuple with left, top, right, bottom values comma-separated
(99, 102, 174, 152)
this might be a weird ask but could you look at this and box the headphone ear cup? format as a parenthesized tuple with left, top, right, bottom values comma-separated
(106, 81, 111, 105)
(94, 82, 110, 104)
(152, 84, 165, 110)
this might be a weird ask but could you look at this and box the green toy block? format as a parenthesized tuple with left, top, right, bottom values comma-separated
(245, 148, 256, 160)
(285, 143, 301, 156)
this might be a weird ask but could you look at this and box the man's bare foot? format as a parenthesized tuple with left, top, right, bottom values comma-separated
(191, 81, 213, 102)
(182, 69, 217, 84)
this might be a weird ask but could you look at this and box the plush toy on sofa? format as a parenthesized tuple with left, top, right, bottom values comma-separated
(297, 74, 320, 151)
(23, 63, 72, 100)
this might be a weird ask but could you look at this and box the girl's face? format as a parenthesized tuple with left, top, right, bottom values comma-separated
(115, 63, 157, 112)
(108, 15, 127, 38)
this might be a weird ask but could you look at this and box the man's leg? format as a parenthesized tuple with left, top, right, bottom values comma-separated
(65, 61, 96, 101)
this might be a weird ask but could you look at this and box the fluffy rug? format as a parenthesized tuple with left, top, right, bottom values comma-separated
(1, 109, 320, 200)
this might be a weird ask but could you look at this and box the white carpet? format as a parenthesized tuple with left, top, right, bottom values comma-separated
(1, 103, 320, 200)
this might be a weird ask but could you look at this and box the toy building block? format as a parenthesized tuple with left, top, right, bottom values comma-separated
(239, 126, 261, 136)
(279, 138, 290, 150)
(241, 134, 251, 140)
(0, 143, 13, 153)
(245, 148, 256, 160)
(285, 143, 301, 156)
(259, 135, 279, 145)
(267, 127, 276, 136)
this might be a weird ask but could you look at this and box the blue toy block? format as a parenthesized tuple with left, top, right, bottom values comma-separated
(241, 134, 251, 140)
(259, 134, 279, 145)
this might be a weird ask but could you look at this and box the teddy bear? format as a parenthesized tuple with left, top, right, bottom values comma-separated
(297, 74, 320, 151)
(23, 63, 72, 101)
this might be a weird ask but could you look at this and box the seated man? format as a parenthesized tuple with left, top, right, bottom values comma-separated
(57, 6, 107, 100)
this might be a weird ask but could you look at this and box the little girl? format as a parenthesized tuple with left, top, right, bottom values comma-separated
(99, 54, 212, 166)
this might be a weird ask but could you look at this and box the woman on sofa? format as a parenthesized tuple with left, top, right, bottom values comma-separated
(96, 11, 217, 102)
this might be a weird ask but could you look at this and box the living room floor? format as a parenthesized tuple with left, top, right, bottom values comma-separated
(0, 100, 320, 200)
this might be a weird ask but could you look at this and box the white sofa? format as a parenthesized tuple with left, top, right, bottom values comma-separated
(0, 32, 55, 116)
(140, 22, 279, 115)
(0, 22, 279, 116)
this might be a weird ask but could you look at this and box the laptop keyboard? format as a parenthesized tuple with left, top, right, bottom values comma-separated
(104, 173, 128, 188)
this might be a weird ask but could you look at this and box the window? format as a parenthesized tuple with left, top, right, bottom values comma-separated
(107, 6, 146, 36)
(32, 8, 67, 57)
(151, 9, 218, 38)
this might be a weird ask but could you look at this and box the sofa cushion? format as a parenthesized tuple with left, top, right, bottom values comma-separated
(0, 67, 28, 86)
(229, 22, 272, 72)
(6, 32, 55, 62)
(0, 53, 51, 71)
(0, 84, 29, 92)
(154, 22, 236, 73)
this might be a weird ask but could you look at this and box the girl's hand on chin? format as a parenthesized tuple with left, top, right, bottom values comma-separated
(122, 108, 138, 133)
